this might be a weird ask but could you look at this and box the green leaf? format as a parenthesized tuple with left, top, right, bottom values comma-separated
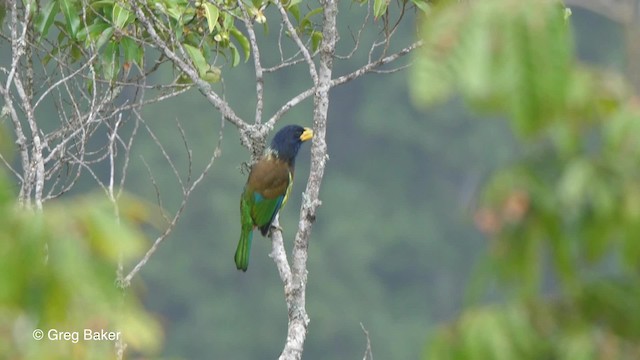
(311, 31, 322, 52)
(288, 4, 301, 22)
(76, 22, 109, 43)
(373, 0, 389, 18)
(202, 66, 221, 83)
(183, 43, 209, 76)
(101, 41, 119, 80)
(157, 0, 187, 21)
(303, 7, 322, 21)
(59, 0, 80, 38)
(223, 11, 233, 29)
(229, 42, 240, 67)
(411, 0, 572, 138)
(557, 158, 592, 211)
(177, 73, 193, 84)
(203, 3, 219, 33)
(121, 37, 142, 66)
(286, 0, 302, 8)
(166, 8, 183, 21)
(96, 26, 115, 51)
(112, 2, 131, 29)
(410, 0, 430, 13)
(298, 7, 322, 33)
(35, 0, 58, 39)
(70, 43, 82, 61)
(229, 28, 250, 62)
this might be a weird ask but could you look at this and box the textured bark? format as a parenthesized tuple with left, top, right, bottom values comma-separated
(277, 1, 337, 359)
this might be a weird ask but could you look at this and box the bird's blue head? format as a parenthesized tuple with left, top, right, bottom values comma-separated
(268, 125, 313, 165)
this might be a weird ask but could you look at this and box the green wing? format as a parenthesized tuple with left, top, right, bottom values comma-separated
(235, 158, 292, 271)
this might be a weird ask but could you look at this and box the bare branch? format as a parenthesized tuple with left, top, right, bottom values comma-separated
(269, 216, 293, 285)
(336, 0, 372, 60)
(277, 0, 337, 358)
(334, 40, 421, 85)
(360, 323, 373, 360)
(238, 1, 265, 124)
(121, 115, 225, 286)
(275, 0, 319, 84)
(369, 63, 412, 74)
(5, 0, 30, 91)
(33, 54, 98, 110)
(264, 58, 306, 73)
(0, 83, 29, 193)
(266, 88, 315, 129)
(267, 40, 422, 127)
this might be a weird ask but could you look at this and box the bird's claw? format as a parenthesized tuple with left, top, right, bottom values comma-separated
(268, 224, 283, 237)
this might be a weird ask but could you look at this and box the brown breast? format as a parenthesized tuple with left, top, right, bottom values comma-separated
(246, 157, 293, 199)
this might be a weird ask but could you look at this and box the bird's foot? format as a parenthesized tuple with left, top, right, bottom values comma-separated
(268, 224, 284, 237)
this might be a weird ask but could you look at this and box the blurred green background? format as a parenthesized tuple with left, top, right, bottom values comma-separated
(2, 0, 639, 359)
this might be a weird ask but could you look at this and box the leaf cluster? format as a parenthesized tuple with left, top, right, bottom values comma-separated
(412, 0, 640, 358)
(0, 167, 162, 359)
(5, 0, 334, 82)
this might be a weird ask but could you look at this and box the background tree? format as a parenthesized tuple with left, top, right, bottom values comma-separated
(0, 0, 422, 358)
(412, 0, 640, 358)
(0, 158, 161, 358)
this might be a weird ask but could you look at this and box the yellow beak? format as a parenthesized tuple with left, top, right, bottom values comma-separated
(300, 128, 314, 142)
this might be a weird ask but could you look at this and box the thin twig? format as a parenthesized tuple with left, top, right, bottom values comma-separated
(274, 0, 318, 84)
(267, 40, 422, 127)
(238, 1, 265, 124)
(121, 115, 225, 286)
(360, 323, 373, 360)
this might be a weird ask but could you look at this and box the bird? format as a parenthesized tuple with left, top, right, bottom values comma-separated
(234, 125, 314, 271)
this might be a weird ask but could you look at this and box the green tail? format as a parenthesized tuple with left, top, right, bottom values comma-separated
(234, 228, 253, 271)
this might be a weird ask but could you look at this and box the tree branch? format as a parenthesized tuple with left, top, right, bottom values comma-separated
(266, 40, 422, 127)
(275, 0, 318, 84)
(269, 216, 293, 285)
(277, 0, 337, 358)
(238, 1, 265, 124)
(131, 0, 246, 129)
(361, 323, 373, 360)
(120, 115, 225, 287)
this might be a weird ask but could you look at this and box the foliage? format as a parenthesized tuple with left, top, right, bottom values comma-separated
(0, 0, 433, 83)
(412, 0, 640, 358)
(0, 169, 162, 359)
(428, 284, 640, 360)
(2, 0, 333, 82)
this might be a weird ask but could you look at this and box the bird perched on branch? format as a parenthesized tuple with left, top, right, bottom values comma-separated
(235, 125, 314, 272)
